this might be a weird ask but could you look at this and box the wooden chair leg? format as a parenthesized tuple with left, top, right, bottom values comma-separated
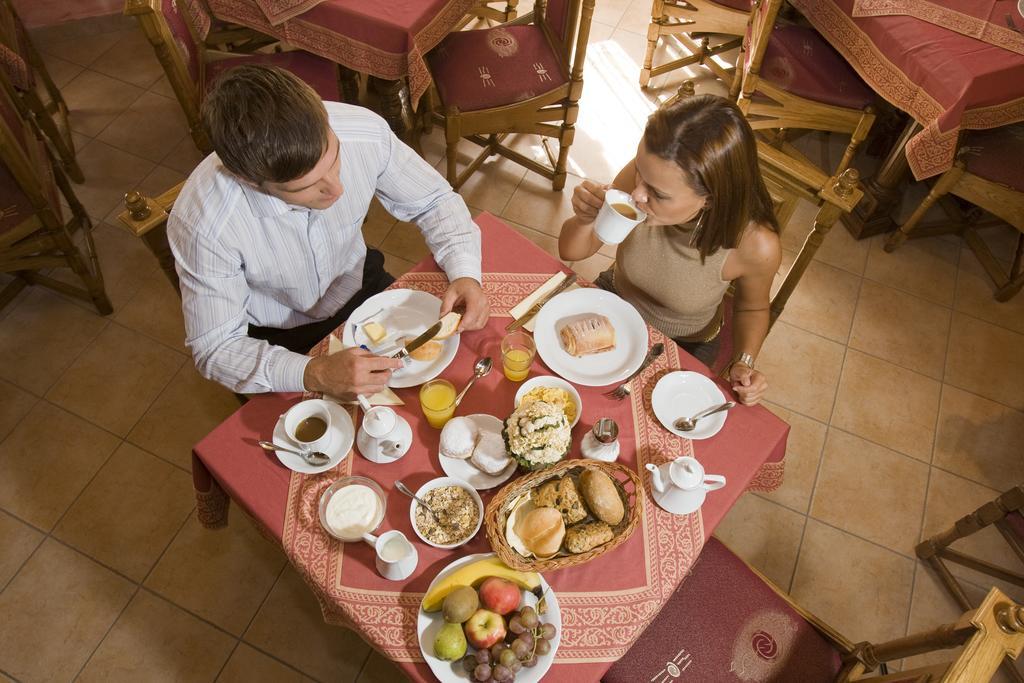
(884, 163, 964, 253)
(834, 107, 874, 177)
(995, 233, 1024, 302)
(338, 66, 360, 105)
(640, 0, 664, 88)
(770, 199, 842, 325)
(444, 107, 461, 189)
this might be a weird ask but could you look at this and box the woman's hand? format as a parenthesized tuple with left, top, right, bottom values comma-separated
(570, 180, 607, 224)
(729, 362, 768, 406)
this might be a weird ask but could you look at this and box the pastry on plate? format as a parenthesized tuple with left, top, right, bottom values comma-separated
(532, 476, 587, 525)
(559, 315, 616, 357)
(470, 430, 511, 474)
(439, 416, 478, 459)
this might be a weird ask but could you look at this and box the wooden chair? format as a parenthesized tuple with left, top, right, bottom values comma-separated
(916, 484, 1024, 682)
(0, 0, 83, 183)
(468, 0, 520, 26)
(124, 0, 344, 154)
(884, 125, 1024, 302)
(734, 0, 876, 179)
(0, 71, 111, 314)
(118, 185, 183, 295)
(604, 537, 1024, 682)
(641, 0, 749, 90)
(426, 0, 596, 191)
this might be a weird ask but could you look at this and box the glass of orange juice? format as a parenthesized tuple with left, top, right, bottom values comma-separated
(419, 379, 456, 429)
(501, 331, 535, 382)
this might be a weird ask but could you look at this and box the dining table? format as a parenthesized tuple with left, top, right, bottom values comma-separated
(788, 0, 1024, 238)
(189, 212, 789, 682)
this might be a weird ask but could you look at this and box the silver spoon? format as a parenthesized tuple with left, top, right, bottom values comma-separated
(258, 440, 331, 466)
(454, 356, 493, 407)
(673, 401, 735, 432)
(395, 480, 458, 533)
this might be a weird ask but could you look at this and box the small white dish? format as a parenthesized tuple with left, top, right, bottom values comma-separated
(409, 477, 484, 549)
(272, 400, 354, 474)
(438, 415, 516, 490)
(514, 376, 582, 428)
(651, 482, 707, 515)
(651, 371, 728, 440)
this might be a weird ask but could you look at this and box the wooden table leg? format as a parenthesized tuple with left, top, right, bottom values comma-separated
(368, 76, 409, 140)
(843, 119, 922, 240)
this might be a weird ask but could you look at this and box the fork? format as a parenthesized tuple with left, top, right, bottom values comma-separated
(603, 343, 665, 400)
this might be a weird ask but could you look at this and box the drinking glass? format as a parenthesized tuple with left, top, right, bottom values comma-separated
(501, 331, 536, 382)
(419, 379, 456, 428)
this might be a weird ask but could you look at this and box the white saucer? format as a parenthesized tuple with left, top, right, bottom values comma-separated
(438, 414, 517, 490)
(272, 400, 354, 474)
(651, 483, 706, 515)
(651, 371, 728, 440)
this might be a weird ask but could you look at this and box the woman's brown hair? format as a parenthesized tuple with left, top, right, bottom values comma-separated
(201, 65, 329, 185)
(643, 94, 778, 261)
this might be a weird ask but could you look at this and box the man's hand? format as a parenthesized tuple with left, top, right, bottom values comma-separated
(729, 362, 768, 406)
(303, 348, 404, 399)
(440, 277, 489, 331)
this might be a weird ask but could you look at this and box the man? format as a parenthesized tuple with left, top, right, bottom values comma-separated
(168, 65, 488, 398)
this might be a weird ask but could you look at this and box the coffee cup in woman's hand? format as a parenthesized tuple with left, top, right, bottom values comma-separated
(571, 180, 607, 222)
(594, 189, 647, 245)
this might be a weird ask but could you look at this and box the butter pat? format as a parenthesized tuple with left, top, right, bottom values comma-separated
(363, 321, 387, 344)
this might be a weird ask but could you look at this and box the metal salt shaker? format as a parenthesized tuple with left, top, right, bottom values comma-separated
(581, 417, 620, 462)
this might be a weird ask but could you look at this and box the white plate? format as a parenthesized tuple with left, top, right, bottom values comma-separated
(513, 376, 582, 429)
(651, 371, 728, 440)
(417, 553, 560, 683)
(439, 415, 517, 490)
(533, 288, 649, 387)
(271, 400, 354, 474)
(342, 289, 459, 388)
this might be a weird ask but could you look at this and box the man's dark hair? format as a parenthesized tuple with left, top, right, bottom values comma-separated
(201, 65, 329, 184)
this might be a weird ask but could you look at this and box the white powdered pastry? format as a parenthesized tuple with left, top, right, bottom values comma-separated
(439, 416, 478, 459)
(471, 429, 511, 474)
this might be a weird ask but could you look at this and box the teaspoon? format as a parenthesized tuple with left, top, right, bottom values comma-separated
(673, 401, 735, 432)
(258, 440, 331, 466)
(454, 356, 493, 407)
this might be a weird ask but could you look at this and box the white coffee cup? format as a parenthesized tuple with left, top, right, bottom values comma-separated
(283, 399, 333, 454)
(593, 189, 647, 245)
(364, 529, 418, 581)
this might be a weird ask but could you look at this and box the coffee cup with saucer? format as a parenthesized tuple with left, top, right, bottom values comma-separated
(645, 456, 726, 515)
(273, 399, 354, 474)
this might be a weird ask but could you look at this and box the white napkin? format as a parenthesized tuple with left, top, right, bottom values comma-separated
(325, 334, 404, 405)
(508, 272, 578, 333)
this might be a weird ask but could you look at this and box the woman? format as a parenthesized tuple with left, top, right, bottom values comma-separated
(558, 94, 780, 406)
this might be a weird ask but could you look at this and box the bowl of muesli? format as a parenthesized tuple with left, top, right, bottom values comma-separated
(409, 477, 483, 549)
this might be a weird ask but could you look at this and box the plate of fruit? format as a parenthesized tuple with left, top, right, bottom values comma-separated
(418, 553, 561, 682)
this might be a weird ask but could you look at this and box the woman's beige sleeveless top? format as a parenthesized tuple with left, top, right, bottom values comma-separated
(612, 224, 731, 339)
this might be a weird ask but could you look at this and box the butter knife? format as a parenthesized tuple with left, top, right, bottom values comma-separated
(391, 320, 442, 360)
(506, 272, 578, 332)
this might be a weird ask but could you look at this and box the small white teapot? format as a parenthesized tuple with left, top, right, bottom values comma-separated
(645, 456, 726, 515)
(356, 396, 412, 463)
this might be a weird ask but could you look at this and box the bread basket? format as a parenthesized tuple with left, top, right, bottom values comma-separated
(484, 459, 643, 571)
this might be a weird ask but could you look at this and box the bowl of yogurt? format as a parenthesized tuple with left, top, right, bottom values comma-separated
(318, 476, 386, 542)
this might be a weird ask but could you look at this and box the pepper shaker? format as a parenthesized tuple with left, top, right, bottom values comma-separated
(581, 417, 620, 462)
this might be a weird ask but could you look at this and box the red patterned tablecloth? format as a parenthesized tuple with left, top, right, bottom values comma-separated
(205, 0, 476, 103)
(852, 0, 1024, 54)
(191, 212, 788, 681)
(791, 0, 1024, 179)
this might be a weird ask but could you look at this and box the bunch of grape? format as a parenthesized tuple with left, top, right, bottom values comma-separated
(460, 605, 557, 682)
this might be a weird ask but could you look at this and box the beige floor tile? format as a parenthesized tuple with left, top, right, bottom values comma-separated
(62, 68, 145, 137)
(756, 402, 827, 513)
(74, 138, 157, 220)
(39, 52, 84, 88)
(217, 643, 315, 682)
(46, 323, 183, 437)
(358, 650, 409, 683)
(863, 234, 959, 306)
(790, 519, 915, 643)
(571, 252, 614, 283)
(782, 203, 870, 276)
(713, 493, 806, 590)
(97, 91, 189, 164)
(160, 135, 205, 175)
(146, 514, 285, 636)
(78, 590, 235, 683)
(774, 250, 861, 343)
(441, 141, 527, 216)
(0, 401, 120, 529)
(954, 249, 1024, 336)
(933, 386, 1024, 491)
(37, 30, 129, 68)
(0, 511, 43, 589)
(0, 379, 36, 443)
(810, 429, 929, 556)
(754, 321, 846, 422)
(379, 221, 431, 264)
(136, 164, 187, 198)
(0, 288, 108, 394)
(244, 566, 372, 682)
(128, 363, 240, 470)
(0, 539, 134, 683)
(149, 73, 177, 99)
(383, 252, 417, 278)
(53, 443, 194, 581)
(848, 279, 951, 380)
(945, 312, 1024, 412)
(88, 28, 165, 89)
(831, 349, 941, 462)
(618, 0, 656, 35)
(593, 0, 632, 28)
(501, 171, 577, 237)
(114, 270, 187, 351)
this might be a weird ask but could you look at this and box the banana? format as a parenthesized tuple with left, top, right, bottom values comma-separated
(421, 557, 542, 612)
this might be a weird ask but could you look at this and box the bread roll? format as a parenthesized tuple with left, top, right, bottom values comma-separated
(579, 469, 624, 525)
(565, 521, 614, 554)
(515, 507, 565, 557)
(532, 477, 587, 525)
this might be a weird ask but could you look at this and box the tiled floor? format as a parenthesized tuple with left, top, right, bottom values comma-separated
(1, 6, 1023, 683)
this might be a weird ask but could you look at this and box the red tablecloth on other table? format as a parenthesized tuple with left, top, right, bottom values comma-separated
(191, 212, 789, 681)
(852, 0, 1024, 54)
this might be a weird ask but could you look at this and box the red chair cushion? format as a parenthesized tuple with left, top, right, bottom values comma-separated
(428, 25, 569, 113)
(204, 50, 340, 102)
(962, 124, 1024, 193)
(762, 24, 874, 110)
(712, 0, 750, 11)
(0, 159, 37, 238)
(603, 538, 843, 683)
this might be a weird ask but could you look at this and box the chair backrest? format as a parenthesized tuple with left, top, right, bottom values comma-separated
(735, 0, 782, 107)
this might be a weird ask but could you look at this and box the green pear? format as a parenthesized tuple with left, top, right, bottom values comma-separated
(433, 622, 467, 661)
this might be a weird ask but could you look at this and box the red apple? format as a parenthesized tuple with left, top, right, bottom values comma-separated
(478, 577, 520, 615)
(463, 609, 506, 650)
